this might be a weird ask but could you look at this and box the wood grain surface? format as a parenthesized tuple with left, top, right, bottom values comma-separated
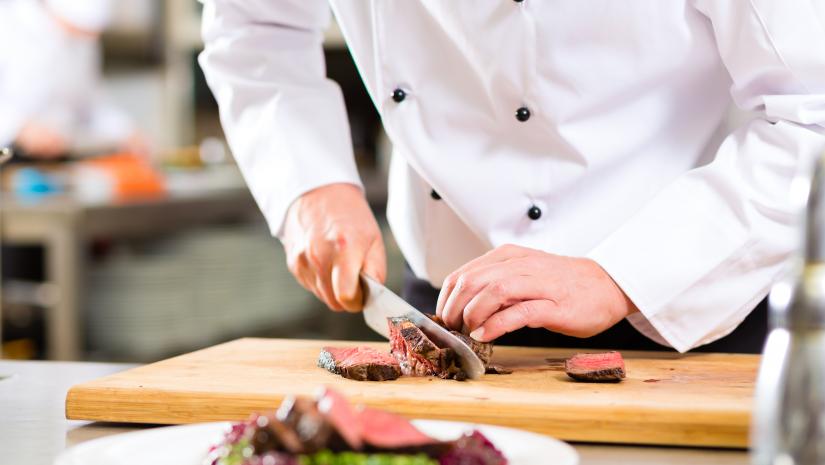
(65, 338, 759, 448)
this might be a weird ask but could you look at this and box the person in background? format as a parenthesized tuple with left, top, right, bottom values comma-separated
(0, 0, 148, 160)
(200, 2, 825, 353)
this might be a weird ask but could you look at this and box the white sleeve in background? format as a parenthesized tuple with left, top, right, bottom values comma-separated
(0, 44, 53, 148)
(588, 0, 825, 352)
(198, 0, 362, 237)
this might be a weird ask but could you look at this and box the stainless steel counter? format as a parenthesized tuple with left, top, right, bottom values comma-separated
(0, 360, 750, 465)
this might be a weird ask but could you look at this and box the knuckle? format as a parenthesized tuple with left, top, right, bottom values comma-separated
(489, 281, 507, 297)
(455, 274, 472, 293)
(456, 271, 482, 292)
(331, 230, 349, 250)
(516, 303, 535, 326)
(464, 311, 482, 330)
(306, 246, 326, 269)
(453, 274, 466, 290)
(442, 272, 459, 290)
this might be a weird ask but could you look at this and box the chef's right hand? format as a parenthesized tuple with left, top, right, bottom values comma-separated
(282, 183, 387, 312)
(15, 121, 68, 159)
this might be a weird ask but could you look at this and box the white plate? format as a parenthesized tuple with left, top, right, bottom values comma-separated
(56, 420, 578, 465)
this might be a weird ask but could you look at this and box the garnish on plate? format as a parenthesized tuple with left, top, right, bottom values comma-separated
(205, 388, 507, 465)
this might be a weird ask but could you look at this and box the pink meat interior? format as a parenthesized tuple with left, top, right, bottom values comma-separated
(358, 407, 439, 448)
(567, 352, 625, 370)
(316, 387, 363, 449)
(388, 322, 439, 375)
(323, 346, 399, 368)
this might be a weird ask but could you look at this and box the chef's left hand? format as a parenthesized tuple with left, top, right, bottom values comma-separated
(436, 244, 638, 342)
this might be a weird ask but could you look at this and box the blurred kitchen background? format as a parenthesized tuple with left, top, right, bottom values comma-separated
(0, 0, 397, 363)
(0, 0, 755, 364)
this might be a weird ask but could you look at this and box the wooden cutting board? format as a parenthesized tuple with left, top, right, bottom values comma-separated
(66, 338, 759, 448)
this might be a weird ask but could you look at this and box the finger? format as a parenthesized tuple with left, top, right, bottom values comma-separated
(331, 235, 369, 313)
(469, 299, 555, 342)
(316, 274, 344, 311)
(462, 275, 547, 332)
(435, 244, 530, 318)
(440, 254, 536, 330)
(292, 256, 317, 293)
(439, 261, 511, 330)
(307, 243, 343, 311)
(291, 255, 335, 314)
(362, 236, 387, 283)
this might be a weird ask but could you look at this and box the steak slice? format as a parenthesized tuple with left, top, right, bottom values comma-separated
(388, 317, 464, 379)
(358, 407, 450, 455)
(428, 314, 494, 368)
(453, 331, 494, 368)
(314, 387, 364, 451)
(276, 395, 343, 453)
(564, 351, 626, 382)
(209, 388, 509, 464)
(317, 346, 402, 381)
(247, 412, 305, 455)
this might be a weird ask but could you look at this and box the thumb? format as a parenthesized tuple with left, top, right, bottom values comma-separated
(362, 236, 387, 284)
(331, 238, 369, 313)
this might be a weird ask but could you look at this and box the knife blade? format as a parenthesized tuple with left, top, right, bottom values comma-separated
(360, 274, 485, 379)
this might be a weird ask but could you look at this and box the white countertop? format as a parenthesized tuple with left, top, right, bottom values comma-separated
(0, 360, 749, 465)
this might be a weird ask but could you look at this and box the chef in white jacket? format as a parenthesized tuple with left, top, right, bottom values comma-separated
(0, 0, 146, 159)
(200, 1, 825, 353)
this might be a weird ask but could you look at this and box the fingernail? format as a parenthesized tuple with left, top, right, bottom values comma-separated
(470, 327, 485, 341)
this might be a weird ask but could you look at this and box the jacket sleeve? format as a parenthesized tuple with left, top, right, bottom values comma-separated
(198, 0, 362, 236)
(587, 0, 825, 352)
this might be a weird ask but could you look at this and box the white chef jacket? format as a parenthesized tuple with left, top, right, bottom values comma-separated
(199, 1, 825, 352)
(0, 0, 133, 152)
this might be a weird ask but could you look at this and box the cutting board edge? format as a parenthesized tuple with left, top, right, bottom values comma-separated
(65, 384, 751, 448)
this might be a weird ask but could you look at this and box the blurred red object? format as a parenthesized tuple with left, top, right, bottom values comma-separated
(77, 153, 166, 201)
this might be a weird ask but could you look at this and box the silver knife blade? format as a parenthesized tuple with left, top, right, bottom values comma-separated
(360, 274, 485, 379)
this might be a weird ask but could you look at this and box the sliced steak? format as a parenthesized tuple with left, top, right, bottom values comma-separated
(317, 346, 402, 381)
(484, 364, 513, 375)
(388, 317, 463, 379)
(565, 351, 626, 382)
(209, 388, 508, 464)
(276, 395, 339, 453)
(315, 387, 364, 451)
(248, 413, 305, 455)
(358, 407, 450, 455)
(427, 314, 494, 368)
(453, 331, 494, 368)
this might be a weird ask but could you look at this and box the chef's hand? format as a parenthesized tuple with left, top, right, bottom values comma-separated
(282, 183, 386, 312)
(15, 121, 68, 159)
(436, 244, 638, 342)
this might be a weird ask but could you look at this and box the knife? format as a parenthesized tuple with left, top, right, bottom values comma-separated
(360, 274, 485, 379)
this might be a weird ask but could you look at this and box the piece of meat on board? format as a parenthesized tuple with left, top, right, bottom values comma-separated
(564, 351, 626, 382)
(388, 317, 464, 380)
(428, 314, 494, 368)
(317, 346, 402, 381)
